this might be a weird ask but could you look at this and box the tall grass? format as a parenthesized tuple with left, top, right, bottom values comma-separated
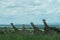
(0, 33, 60, 40)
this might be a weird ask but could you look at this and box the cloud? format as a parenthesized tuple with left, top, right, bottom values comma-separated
(0, 0, 60, 24)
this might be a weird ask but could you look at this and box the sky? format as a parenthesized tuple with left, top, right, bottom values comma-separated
(0, 0, 60, 25)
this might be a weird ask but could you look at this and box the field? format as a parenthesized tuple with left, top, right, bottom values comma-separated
(0, 24, 60, 40)
(0, 33, 60, 40)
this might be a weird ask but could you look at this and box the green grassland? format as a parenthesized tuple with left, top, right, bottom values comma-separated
(0, 28, 60, 40)
(0, 33, 60, 40)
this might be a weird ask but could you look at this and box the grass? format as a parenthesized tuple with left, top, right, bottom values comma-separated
(0, 33, 60, 40)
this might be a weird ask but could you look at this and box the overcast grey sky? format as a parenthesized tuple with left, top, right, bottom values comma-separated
(0, 0, 60, 24)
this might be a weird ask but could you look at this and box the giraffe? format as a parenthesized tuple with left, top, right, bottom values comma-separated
(22, 24, 33, 35)
(31, 22, 42, 35)
(22, 24, 28, 33)
(11, 23, 19, 32)
(42, 19, 49, 33)
(42, 19, 57, 35)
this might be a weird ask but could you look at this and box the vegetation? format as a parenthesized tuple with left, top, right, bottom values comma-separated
(0, 33, 60, 40)
(0, 19, 60, 40)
